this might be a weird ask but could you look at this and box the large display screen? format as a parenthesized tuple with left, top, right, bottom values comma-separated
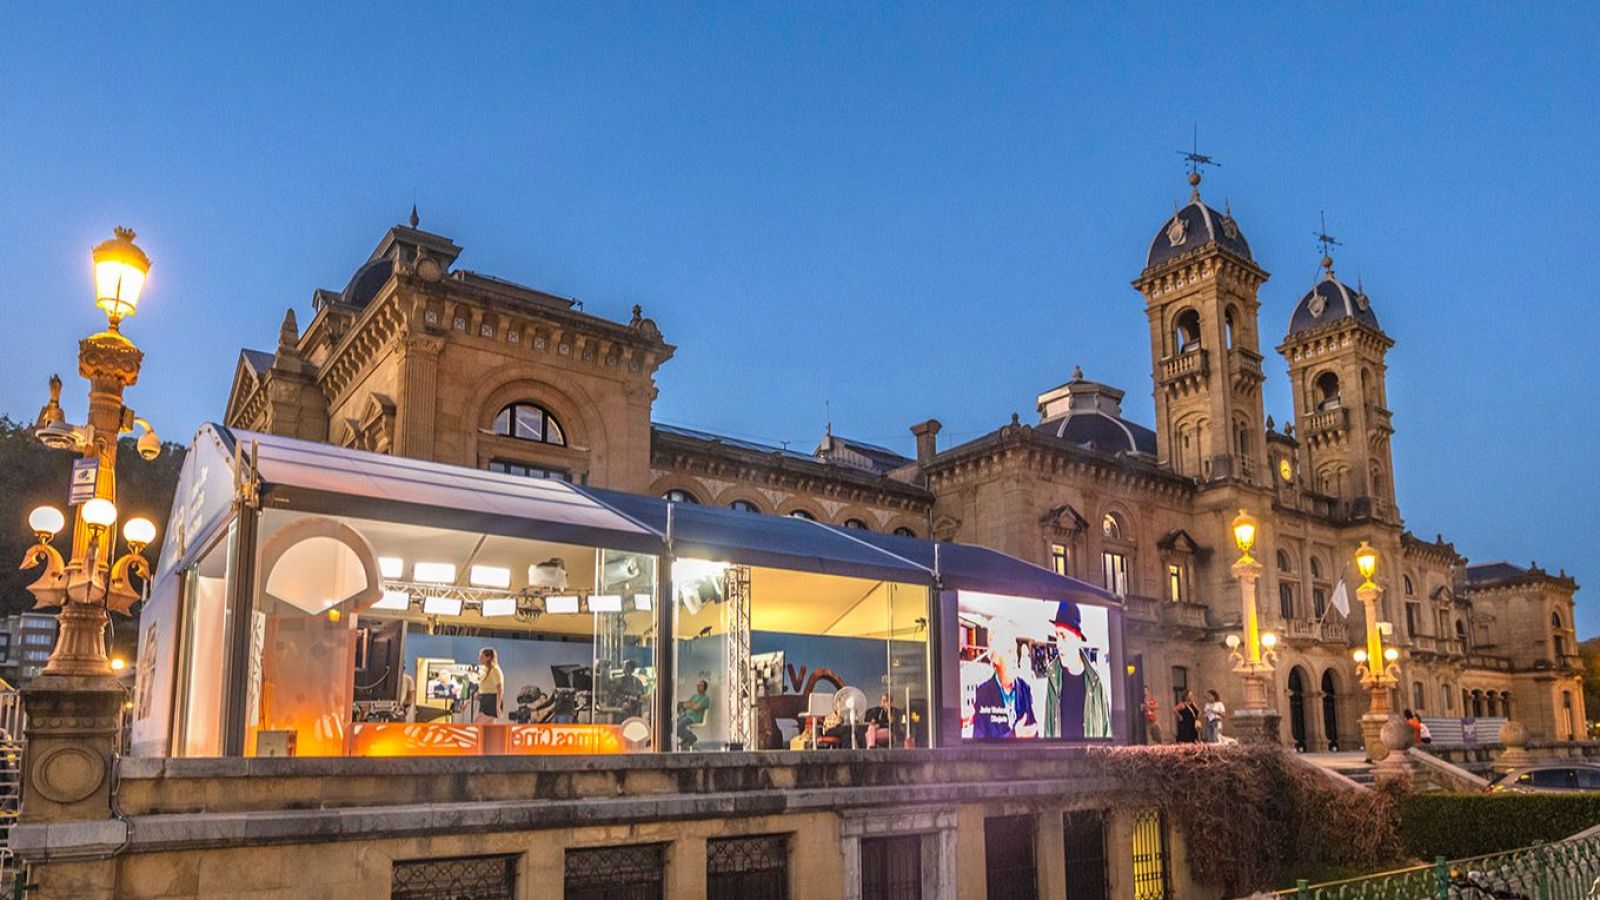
(958, 591, 1114, 741)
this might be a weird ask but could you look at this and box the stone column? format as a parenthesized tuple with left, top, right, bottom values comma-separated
(394, 334, 445, 459)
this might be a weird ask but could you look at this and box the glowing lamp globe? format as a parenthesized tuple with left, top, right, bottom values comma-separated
(1383, 647, 1400, 663)
(82, 497, 118, 529)
(92, 227, 150, 322)
(1261, 632, 1278, 650)
(1352, 649, 1369, 664)
(1354, 541, 1378, 582)
(1231, 509, 1258, 554)
(110, 657, 127, 672)
(122, 516, 157, 548)
(1225, 634, 1241, 650)
(28, 505, 65, 538)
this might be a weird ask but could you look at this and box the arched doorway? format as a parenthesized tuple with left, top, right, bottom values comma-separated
(1320, 669, 1341, 752)
(1288, 668, 1309, 751)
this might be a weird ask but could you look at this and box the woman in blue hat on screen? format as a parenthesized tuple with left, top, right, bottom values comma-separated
(1044, 601, 1111, 739)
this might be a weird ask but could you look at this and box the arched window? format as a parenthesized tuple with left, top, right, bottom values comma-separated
(1224, 307, 1238, 349)
(1403, 574, 1415, 596)
(787, 509, 815, 521)
(1552, 611, 1567, 658)
(662, 489, 699, 504)
(1276, 549, 1293, 573)
(1314, 372, 1342, 411)
(842, 518, 869, 531)
(1102, 513, 1124, 542)
(1309, 557, 1324, 580)
(491, 402, 566, 445)
(1173, 309, 1202, 353)
(728, 499, 759, 513)
(1442, 683, 1454, 712)
(1455, 618, 1468, 651)
(893, 526, 917, 538)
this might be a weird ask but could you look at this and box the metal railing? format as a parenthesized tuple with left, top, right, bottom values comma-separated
(1272, 832, 1600, 899)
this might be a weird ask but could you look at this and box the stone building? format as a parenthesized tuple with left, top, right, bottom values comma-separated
(223, 178, 1583, 746)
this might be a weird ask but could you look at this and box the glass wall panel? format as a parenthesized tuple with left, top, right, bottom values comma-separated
(174, 525, 234, 757)
(671, 560, 930, 751)
(242, 509, 656, 756)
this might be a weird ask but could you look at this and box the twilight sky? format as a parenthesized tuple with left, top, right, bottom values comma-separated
(4, 6, 1598, 633)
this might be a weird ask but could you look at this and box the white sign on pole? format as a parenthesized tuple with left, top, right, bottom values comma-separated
(69, 458, 99, 505)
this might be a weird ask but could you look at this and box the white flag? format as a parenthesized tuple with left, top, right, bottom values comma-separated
(1331, 578, 1350, 618)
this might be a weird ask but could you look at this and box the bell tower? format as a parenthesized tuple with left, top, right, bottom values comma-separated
(1277, 244, 1397, 521)
(1133, 168, 1271, 484)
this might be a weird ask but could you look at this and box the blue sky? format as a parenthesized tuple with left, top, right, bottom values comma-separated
(5, 6, 1598, 632)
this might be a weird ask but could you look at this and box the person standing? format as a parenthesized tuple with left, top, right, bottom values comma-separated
(676, 680, 711, 749)
(1143, 686, 1164, 744)
(475, 648, 504, 724)
(1043, 601, 1112, 739)
(1174, 691, 1201, 743)
(1202, 689, 1227, 743)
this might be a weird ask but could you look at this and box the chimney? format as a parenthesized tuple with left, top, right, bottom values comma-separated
(910, 419, 942, 468)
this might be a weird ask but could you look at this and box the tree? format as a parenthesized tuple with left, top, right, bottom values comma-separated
(0, 415, 186, 621)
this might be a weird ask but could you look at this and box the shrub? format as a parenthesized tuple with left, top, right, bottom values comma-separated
(1088, 744, 1404, 896)
(1398, 792, 1600, 860)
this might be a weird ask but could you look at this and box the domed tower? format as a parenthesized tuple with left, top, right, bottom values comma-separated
(1277, 251, 1397, 521)
(1132, 171, 1271, 484)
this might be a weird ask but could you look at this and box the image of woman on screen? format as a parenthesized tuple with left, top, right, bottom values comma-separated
(971, 628, 1038, 739)
(1043, 601, 1112, 739)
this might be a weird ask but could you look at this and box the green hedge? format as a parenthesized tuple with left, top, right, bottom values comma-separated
(1399, 792, 1600, 860)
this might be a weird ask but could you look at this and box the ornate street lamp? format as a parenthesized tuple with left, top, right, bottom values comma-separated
(1226, 509, 1280, 742)
(1352, 539, 1401, 761)
(19, 228, 161, 678)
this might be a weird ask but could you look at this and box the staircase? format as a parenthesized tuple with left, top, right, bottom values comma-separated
(1303, 750, 1376, 786)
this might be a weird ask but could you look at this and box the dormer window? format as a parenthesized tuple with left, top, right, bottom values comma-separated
(491, 402, 566, 445)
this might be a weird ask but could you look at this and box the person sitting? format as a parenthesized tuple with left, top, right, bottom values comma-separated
(675, 680, 711, 750)
(865, 693, 902, 748)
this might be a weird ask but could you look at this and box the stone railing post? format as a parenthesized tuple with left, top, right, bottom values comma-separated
(1494, 720, 1532, 773)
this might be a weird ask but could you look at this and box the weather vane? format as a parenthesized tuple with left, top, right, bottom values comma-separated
(1314, 211, 1341, 272)
(1176, 125, 1218, 198)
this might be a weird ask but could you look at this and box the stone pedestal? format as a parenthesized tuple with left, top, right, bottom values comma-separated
(1360, 713, 1391, 763)
(1494, 720, 1532, 773)
(21, 674, 124, 824)
(1231, 708, 1281, 745)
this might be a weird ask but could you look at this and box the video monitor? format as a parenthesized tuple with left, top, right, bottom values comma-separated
(957, 591, 1114, 741)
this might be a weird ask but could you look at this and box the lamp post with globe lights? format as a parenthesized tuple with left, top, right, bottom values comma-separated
(16, 228, 164, 824)
(1226, 510, 1281, 743)
(21, 227, 163, 678)
(1351, 540, 1402, 761)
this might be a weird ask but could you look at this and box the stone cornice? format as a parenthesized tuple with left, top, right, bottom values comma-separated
(1401, 531, 1465, 567)
(1133, 245, 1269, 298)
(1277, 317, 1394, 360)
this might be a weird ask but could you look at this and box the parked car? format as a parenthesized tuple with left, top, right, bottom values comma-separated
(1485, 763, 1600, 793)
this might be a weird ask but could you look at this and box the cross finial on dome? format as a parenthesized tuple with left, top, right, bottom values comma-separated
(1177, 126, 1219, 202)
(1314, 211, 1341, 279)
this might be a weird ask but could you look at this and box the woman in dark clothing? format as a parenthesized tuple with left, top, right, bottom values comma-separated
(1174, 691, 1202, 743)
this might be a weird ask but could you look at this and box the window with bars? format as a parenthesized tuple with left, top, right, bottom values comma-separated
(984, 815, 1038, 900)
(487, 458, 569, 481)
(707, 835, 789, 900)
(1130, 809, 1171, 900)
(564, 843, 666, 900)
(1063, 809, 1110, 900)
(860, 834, 923, 900)
(391, 854, 517, 900)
